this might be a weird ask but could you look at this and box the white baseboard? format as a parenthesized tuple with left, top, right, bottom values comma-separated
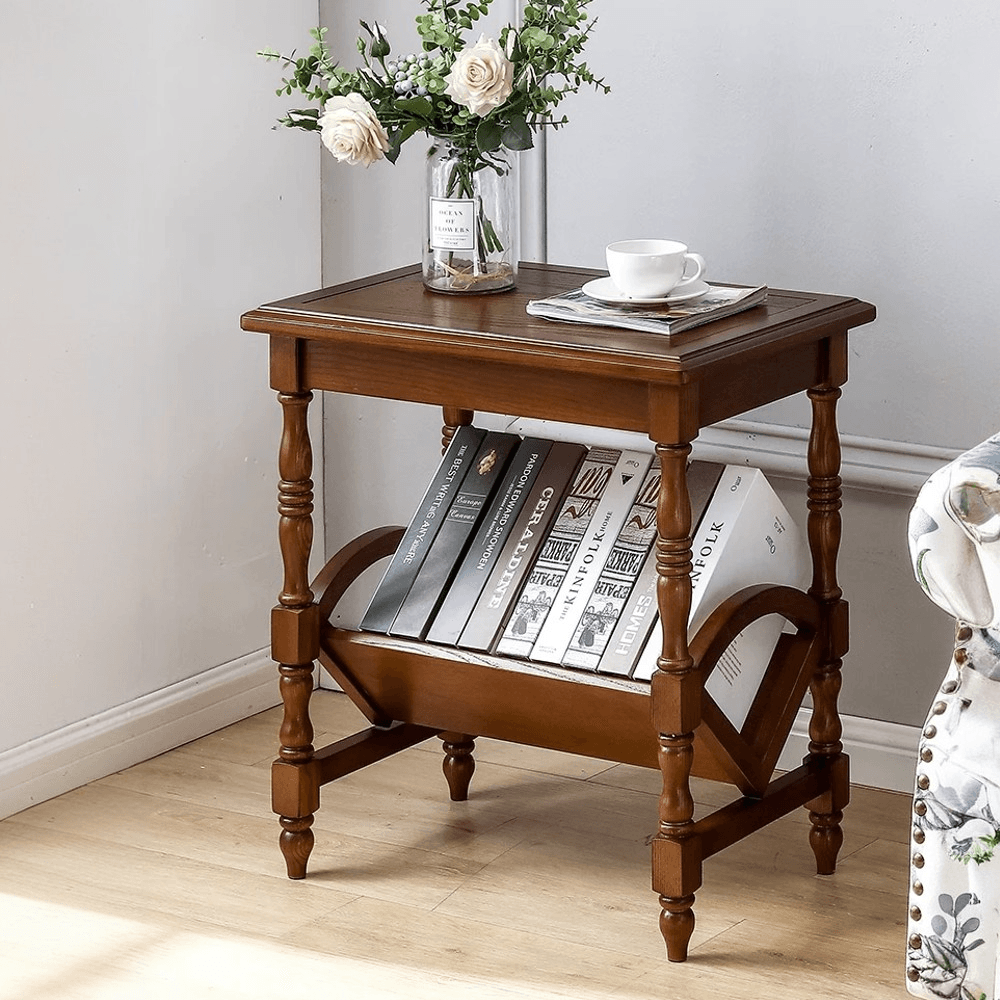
(0, 648, 280, 821)
(777, 707, 920, 794)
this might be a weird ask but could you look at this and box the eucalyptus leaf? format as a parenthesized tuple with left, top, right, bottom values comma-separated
(501, 117, 533, 151)
(475, 119, 503, 153)
(395, 96, 434, 119)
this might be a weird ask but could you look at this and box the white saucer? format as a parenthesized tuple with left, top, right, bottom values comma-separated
(581, 276, 710, 305)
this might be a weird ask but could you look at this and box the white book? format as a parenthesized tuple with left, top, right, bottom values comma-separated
(632, 466, 809, 731)
(561, 463, 661, 672)
(530, 448, 653, 664)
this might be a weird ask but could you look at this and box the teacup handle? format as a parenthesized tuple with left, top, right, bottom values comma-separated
(675, 252, 705, 288)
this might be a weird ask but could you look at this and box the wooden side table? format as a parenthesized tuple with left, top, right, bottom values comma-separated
(241, 262, 876, 962)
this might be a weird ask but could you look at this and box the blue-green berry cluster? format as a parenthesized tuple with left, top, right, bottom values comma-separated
(385, 53, 433, 96)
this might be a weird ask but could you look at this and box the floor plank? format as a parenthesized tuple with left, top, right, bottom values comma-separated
(0, 690, 913, 999)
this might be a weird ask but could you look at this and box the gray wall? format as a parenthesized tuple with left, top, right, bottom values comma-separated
(1, 2, 319, 760)
(317, 1, 984, 728)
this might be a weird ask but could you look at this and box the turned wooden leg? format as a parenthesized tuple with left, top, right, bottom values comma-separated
(650, 443, 702, 962)
(271, 390, 320, 880)
(659, 893, 697, 962)
(440, 732, 476, 801)
(442, 406, 474, 452)
(805, 385, 850, 874)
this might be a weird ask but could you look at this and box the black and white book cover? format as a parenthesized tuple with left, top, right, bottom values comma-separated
(494, 446, 622, 659)
(529, 448, 653, 665)
(596, 461, 725, 677)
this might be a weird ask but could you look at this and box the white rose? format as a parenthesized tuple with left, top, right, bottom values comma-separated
(318, 93, 389, 167)
(444, 34, 514, 117)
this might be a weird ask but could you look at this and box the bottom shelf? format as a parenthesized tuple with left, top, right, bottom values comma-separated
(313, 526, 825, 796)
(324, 626, 729, 784)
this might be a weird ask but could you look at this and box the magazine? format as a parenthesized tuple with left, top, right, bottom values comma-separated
(526, 283, 768, 336)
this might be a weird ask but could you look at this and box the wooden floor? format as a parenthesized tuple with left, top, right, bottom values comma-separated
(0, 691, 913, 999)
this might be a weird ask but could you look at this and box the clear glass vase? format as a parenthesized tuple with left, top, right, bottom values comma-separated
(422, 141, 519, 294)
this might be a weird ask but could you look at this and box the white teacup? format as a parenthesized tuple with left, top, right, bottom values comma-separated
(606, 239, 706, 299)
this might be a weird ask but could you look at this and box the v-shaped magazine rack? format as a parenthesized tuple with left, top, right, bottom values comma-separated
(242, 263, 876, 962)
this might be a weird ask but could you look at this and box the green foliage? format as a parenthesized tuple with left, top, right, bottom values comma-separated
(258, 0, 609, 166)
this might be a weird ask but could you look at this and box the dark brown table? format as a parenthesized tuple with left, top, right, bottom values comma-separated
(241, 262, 876, 961)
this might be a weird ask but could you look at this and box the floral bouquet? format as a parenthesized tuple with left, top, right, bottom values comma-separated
(260, 0, 608, 292)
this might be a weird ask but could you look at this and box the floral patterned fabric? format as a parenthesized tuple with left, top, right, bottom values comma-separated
(907, 434, 1000, 999)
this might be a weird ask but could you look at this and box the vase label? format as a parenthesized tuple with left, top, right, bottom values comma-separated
(429, 198, 476, 252)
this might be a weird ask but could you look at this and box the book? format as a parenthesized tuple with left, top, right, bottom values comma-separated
(425, 436, 553, 646)
(529, 448, 653, 664)
(525, 283, 768, 337)
(494, 446, 623, 659)
(560, 462, 661, 671)
(458, 441, 587, 652)
(359, 424, 486, 633)
(594, 460, 725, 677)
(631, 465, 809, 732)
(388, 430, 520, 640)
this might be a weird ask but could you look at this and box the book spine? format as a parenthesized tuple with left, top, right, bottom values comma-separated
(494, 446, 622, 659)
(425, 437, 553, 646)
(529, 448, 653, 664)
(388, 431, 520, 641)
(458, 441, 586, 653)
(561, 463, 662, 671)
(359, 424, 486, 633)
(597, 461, 725, 677)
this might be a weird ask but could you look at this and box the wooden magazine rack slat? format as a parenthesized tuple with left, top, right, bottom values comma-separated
(241, 263, 876, 962)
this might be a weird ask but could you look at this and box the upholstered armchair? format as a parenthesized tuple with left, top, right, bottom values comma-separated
(907, 433, 1000, 1000)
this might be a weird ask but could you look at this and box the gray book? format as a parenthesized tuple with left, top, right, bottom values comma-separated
(360, 425, 485, 634)
(389, 431, 520, 640)
(425, 437, 553, 647)
(458, 441, 586, 653)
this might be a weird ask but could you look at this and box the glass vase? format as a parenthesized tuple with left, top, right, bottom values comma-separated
(422, 142, 519, 294)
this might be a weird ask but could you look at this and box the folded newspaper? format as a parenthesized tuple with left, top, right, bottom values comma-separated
(526, 283, 768, 336)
